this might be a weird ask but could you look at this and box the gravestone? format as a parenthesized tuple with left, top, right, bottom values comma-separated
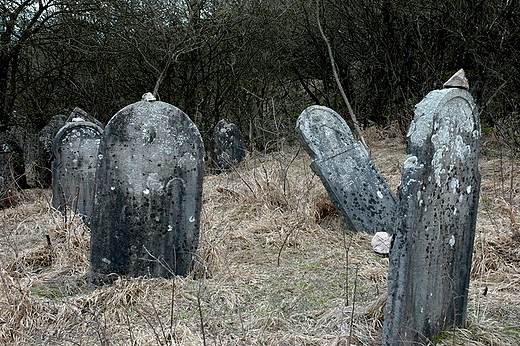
(51, 120, 103, 221)
(66, 107, 104, 129)
(295, 105, 397, 234)
(383, 80, 481, 345)
(0, 132, 26, 187)
(0, 140, 20, 208)
(26, 114, 68, 187)
(211, 119, 245, 172)
(89, 98, 204, 283)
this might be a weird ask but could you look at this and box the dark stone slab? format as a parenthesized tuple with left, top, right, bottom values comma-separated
(51, 120, 103, 221)
(383, 87, 481, 345)
(0, 140, 21, 208)
(0, 132, 26, 187)
(26, 114, 68, 188)
(89, 100, 204, 283)
(211, 119, 245, 172)
(295, 105, 397, 234)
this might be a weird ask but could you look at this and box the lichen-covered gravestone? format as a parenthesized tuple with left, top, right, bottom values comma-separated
(295, 105, 397, 234)
(89, 98, 204, 283)
(51, 120, 103, 221)
(383, 78, 481, 345)
(211, 119, 245, 172)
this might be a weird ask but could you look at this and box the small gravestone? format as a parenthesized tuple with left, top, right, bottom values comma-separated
(51, 120, 103, 221)
(0, 132, 26, 186)
(211, 119, 245, 172)
(26, 114, 68, 188)
(0, 141, 20, 208)
(66, 107, 104, 129)
(383, 78, 481, 345)
(89, 98, 204, 283)
(295, 105, 397, 234)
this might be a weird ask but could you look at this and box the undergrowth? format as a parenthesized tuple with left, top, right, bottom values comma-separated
(0, 132, 519, 345)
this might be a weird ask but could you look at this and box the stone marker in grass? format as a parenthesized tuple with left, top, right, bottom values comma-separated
(51, 120, 103, 222)
(211, 119, 245, 173)
(0, 137, 21, 208)
(89, 96, 204, 283)
(295, 105, 397, 235)
(383, 71, 481, 345)
(27, 114, 68, 188)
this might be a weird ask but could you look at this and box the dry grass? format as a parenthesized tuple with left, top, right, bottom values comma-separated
(0, 132, 519, 345)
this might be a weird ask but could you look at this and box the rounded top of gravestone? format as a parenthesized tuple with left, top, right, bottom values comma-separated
(296, 105, 357, 160)
(51, 120, 103, 157)
(443, 69, 469, 90)
(215, 119, 239, 133)
(141, 92, 156, 102)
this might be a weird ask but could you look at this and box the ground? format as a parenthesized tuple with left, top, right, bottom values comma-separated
(0, 130, 519, 345)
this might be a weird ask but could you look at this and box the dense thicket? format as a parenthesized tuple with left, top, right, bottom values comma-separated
(1, 0, 519, 146)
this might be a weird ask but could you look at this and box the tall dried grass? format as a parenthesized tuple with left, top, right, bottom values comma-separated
(0, 135, 519, 345)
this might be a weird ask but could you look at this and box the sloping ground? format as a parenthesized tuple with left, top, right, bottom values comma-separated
(0, 133, 518, 345)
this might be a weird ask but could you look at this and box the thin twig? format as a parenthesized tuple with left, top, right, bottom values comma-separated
(316, 0, 367, 149)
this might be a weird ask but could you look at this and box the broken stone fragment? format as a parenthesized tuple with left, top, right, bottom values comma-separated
(371, 231, 392, 254)
(142, 92, 156, 101)
(443, 69, 469, 89)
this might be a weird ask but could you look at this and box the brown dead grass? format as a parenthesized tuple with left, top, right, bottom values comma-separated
(0, 131, 519, 345)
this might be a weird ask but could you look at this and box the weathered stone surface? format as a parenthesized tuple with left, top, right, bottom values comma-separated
(26, 114, 67, 188)
(51, 121, 103, 221)
(89, 100, 204, 283)
(296, 105, 397, 235)
(141, 92, 156, 101)
(383, 87, 481, 345)
(66, 107, 104, 129)
(211, 119, 245, 172)
(371, 232, 392, 254)
(443, 68, 469, 90)
(0, 140, 20, 208)
(0, 132, 26, 187)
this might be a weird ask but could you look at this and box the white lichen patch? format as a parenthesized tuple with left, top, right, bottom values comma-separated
(449, 235, 455, 247)
(449, 178, 459, 193)
(146, 172, 163, 193)
(403, 155, 418, 170)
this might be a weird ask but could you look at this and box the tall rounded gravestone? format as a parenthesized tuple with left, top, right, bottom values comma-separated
(89, 99, 204, 283)
(51, 120, 103, 222)
(383, 79, 481, 345)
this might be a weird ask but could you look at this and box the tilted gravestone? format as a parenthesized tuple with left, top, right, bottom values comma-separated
(211, 119, 245, 172)
(66, 107, 104, 129)
(295, 105, 397, 234)
(51, 120, 103, 221)
(89, 98, 204, 283)
(383, 81, 481, 345)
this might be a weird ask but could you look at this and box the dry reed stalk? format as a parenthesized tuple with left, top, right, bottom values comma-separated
(0, 137, 518, 345)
